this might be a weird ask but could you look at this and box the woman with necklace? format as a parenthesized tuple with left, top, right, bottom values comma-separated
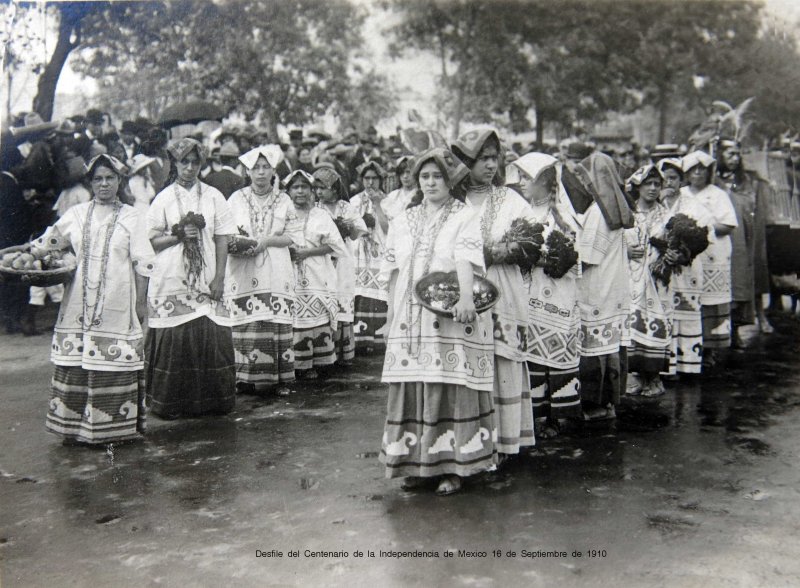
(350, 161, 391, 353)
(511, 153, 582, 438)
(452, 129, 538, 460)
(657, 158, 714, 376)
(380, 148, 495, 496)
(145, 138, 237, 419)
(681, 151, 738, 368)
(34, 154, 155, 445)
(624, 165, 674, 397)
(313, 165, 367, 365)
(285, 170, 349, 378)
(223, 145, 300, 395)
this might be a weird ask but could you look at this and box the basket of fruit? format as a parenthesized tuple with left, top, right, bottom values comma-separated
(414, 271, 500, 317)
(0, 244, 77, 287)
(228, 227, 259, 256)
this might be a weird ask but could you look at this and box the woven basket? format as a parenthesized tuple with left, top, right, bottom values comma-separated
(0, 244, 76, 287)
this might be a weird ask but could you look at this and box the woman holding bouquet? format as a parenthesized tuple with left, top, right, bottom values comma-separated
(681, 151, 738, 367)
(380, 147, 495, 496)
(573, 152, 634, 421)
(285, 170, 349, 378)
(452, 129, 537, 458)
(314, 165, 367, 364)
(511, 153, 582, 438)
(624, 165, 674, 397)
(223, 145, 300, 395)
(146, 138, 237, 418)
(350, 161, 390, 352)
(657, 158, 714, 375)
(35, 154, 155, 445)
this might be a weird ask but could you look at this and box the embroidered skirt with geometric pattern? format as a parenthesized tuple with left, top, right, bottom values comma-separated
(492, 357, 535, 453)
(333, 321, 355, 364)
(666, 317, 703, 375)
(380, 382, 497, 479)
(232, 321, 295, 387)
(293, 322, 336, 370)
(353, 295, 387, 351)
(47, 366, 146, 444)
(702, 303, 731, 349)
(528, 361, 581, 420)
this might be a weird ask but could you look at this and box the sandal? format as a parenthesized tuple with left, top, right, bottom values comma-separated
(626, 373, 643, 396)
(435, 475, 462, 497)
(537, 418, 560, 439)
(400, 476, 431, 491)
(582, 407, 609, 422)
(641, 376, 665, 398)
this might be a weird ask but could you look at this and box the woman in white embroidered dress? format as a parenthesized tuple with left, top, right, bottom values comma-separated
(381, 155, 416, 222)
(350, 161, 390, 352)
(35, 154, 155, 445)
(624, 165, 674, 397)
(285, 170, 349, 378)
(145, 138, 237, 418)
(511, 153, 582, 439)
(223, 145, 299, 395)
(313, 165, 366, 365)
(452, 129, 538, 460)
(657, 158, 714, 376)
(573, 152, 635, 421)
(380, 148, 494, 497)
(681, 151, 738, 368)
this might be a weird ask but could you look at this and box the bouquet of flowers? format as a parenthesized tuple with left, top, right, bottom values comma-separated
(172, 211, 206, 287)
(649, 213, 709, 287)
(333, 217, 353, 240)
(490, 218, 545, 271)
(228, 226, 259, 256)
(542, 229, 579, 279)
(362, 212, 376, 230)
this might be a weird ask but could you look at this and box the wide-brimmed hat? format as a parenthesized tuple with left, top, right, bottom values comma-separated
(218, 140, 241, 158)
(9, 112, 58, 140)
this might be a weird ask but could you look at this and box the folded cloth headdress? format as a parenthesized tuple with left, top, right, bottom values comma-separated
(625, 164, 663, 193)
(578, 151, 635, 230)
(239, 144, 284, 170)
(85, 153, 128, 176)
(283, 169, 315, 189)
(656, 157, 684, 177)
(512, 153, 557, 183)
(412, 147, 469, 190)
(681, 150, 715, 172)
(356, 160, 386, 179)
(167, 137, 208, 164)
(313, 166, 349, 200)
(451, 128, 500, 161)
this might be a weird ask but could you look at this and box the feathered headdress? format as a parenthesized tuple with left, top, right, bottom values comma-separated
(688, 97, 754, 155)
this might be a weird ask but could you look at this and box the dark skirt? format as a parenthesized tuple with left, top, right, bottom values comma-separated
(627, 340, 670, 375)
(47, 366, 146, 444)
(579, 349, 627, 409)
(353, 296, 387, 350)
(232, 321, 294, 387)
(334, 321, 355, 364)
(528, 361, 582, 420)
(145, 317, 235, 418)
(293, 322, 336, 370)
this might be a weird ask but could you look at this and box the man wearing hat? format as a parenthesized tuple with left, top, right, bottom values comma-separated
(120, 121, 140, 160)
(203, 140, 245, 199)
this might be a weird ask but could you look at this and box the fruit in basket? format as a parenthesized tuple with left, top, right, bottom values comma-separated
(414, 271, 499, 316)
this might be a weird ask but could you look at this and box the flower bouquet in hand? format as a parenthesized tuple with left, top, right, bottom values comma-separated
(489, 218, 545, 271)
(172, 211, 206, 287)
(333, 217, 353, 240)
(228, 225, 259, 256)
(542, 229, 579, 279)
(362, 212, 376, 230)
(649, 213, 709, 287)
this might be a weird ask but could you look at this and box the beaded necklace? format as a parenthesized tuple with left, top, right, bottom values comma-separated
(244, 186, 278, 237)
(402, 199, 456, 357)
(80, 200, 122, 329)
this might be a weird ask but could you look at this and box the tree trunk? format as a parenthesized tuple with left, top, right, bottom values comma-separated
(452, 80, 466, 140)
(535, 103, 544, 149)
(32, 5, 83, 121)
(657, 82, 669, 144)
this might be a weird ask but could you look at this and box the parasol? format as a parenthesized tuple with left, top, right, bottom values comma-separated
(158, 100, 226, 128)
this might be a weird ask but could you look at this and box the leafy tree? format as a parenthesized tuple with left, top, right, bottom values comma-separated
(332, 67, 399, 133)
(74, 0, 371, 137)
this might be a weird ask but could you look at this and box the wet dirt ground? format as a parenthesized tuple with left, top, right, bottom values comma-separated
(2, 308, 800, 587)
